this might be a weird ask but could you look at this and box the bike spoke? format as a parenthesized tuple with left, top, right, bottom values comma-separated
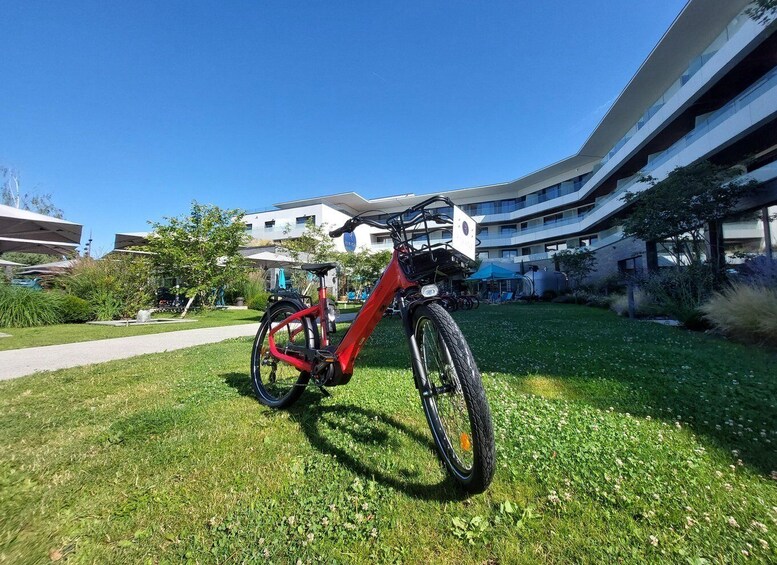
(419, 318, 474, 473)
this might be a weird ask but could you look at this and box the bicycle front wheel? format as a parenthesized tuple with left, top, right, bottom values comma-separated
(412, 302, 495, 493)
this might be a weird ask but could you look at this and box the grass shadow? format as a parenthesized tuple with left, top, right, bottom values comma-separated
(288, 400, 467, 502)
(222, 372, 465, 501)
(222, 371, 254, 397)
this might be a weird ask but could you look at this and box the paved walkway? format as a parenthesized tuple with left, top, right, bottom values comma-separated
(0, 323, 260, 381)
(0, 312, 359, 382)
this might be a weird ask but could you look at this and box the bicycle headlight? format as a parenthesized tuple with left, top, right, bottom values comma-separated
(421, 284, 439, 298)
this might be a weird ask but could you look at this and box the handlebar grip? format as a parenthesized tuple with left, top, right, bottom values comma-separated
(329, 227, 345, 238)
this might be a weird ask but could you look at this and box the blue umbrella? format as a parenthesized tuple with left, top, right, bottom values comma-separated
(466, 263, 518, 281)
(278, 268, 286, 289)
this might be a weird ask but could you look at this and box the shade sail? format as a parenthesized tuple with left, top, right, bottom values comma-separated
(114, 232, 149, 250)
(0, 204, 82, 245)
(467, 263, 520, 280)
(0, 236, 79, 255)
(17, 259, 76, 275)
(244, 251, 298, 268)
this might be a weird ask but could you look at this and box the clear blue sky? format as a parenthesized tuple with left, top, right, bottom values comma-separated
(1, 0, 687, 255)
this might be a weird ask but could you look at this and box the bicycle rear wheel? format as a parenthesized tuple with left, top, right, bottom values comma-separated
(412, 302, 494, 493)
(251, 301, 318, 408)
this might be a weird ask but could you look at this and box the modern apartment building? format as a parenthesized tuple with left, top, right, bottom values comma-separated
(242, 1, 777, 282)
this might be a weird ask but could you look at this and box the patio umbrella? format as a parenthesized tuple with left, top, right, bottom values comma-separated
(0, 236, 79, 255)
(0, 204, 82, 245)
(466, 263, 519, 281)
(278, 268, 286, 289)
(17, 259, 77, 276)
(114, 232, 149, 250)
(243, 250, 297, 268)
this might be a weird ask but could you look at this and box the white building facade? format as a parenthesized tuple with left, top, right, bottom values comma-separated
(242, 0, 777, 280)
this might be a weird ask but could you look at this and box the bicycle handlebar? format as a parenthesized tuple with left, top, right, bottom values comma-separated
(328, 195, 456, 238)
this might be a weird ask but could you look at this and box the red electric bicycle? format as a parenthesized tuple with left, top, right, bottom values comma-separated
(250, 196, 495, 493)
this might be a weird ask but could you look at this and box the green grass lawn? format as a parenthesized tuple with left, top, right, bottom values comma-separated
(0, 309, 261, 351)
(0, 304, 775, 563)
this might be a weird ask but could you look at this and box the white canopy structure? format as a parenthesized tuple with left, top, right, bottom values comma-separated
(0, 258, 26, 267)
(0, 204, 82, 255)
(17, 259, 77, 276)
(244, 250, 298, 268)
(114, 232, 149, 250)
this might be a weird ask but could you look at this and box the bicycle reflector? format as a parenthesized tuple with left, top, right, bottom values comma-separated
(421, 284, 439, 298)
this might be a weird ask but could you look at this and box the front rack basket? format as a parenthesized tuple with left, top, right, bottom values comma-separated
(387, 200, 476, 283)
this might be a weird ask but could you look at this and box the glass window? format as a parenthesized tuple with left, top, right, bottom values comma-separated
(501, 249, 518, 258)
(500, 225, 517, 236)
(521, 247, 532, 256)
(264, 220, 275, 229)
(244, 223, 253, 231)
(545, 242, 567, 252)
(580, 236, 598, 247)
(544, 213, 563, 225)
(296, 215, 314, 225)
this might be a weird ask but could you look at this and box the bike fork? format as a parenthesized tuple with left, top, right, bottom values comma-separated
(399, 296, 430, 394)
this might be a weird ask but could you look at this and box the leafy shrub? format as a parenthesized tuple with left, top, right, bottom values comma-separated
(91, 290, 123, 321)
(735, 255, 777, 287)
(584, 295, 612, 309)
(551, 294, 577, 304)
(641, 264, 714, 325)
(592, 273, 625, 295)
(0, 286, 63, 327)
(246, 290, 270, 312)
(59, 294, 93, 323)
(57, 257, 154, 319)
(701, 284, 777, 345)
(609, 289, 658, 317)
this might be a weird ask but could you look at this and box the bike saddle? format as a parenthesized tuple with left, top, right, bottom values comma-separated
(301, 262, 337, 277)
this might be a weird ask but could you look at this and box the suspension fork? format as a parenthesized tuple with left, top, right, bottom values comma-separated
(400, 295, 432, 393)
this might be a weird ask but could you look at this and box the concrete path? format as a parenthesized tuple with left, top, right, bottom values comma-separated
(0, 312, 360, 382)
(0, 323, 260, 381)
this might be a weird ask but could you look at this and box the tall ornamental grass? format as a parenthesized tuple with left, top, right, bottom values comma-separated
(57, 256, 154, 319)
(701, 284, 777, 345)
(0, 286, 63, 328)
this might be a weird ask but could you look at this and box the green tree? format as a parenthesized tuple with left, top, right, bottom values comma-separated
(279, 219, 337, 263)
(1, 167, 63, 218)
(144, 202, 249, 317)
(621, 161, 759, 267)
(554, 247, 597, 288)
(338, 248, 392, 293)
(746, 0, 777, 24)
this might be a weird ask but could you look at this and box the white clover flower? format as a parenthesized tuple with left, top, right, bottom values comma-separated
(751, 520, 768, 533)
(649, 535, 659, 547)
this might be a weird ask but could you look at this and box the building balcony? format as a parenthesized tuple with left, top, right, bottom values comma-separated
(477, 67, 777, 248)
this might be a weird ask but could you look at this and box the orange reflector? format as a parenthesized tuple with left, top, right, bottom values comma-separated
(460, 432, 472, 452)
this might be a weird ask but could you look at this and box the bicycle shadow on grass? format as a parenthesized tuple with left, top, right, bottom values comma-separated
(289, 398, 468, 503)
(221, 372, 467, 502)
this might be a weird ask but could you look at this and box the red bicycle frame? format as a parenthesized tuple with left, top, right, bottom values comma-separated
(267, 249, 415, 378)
